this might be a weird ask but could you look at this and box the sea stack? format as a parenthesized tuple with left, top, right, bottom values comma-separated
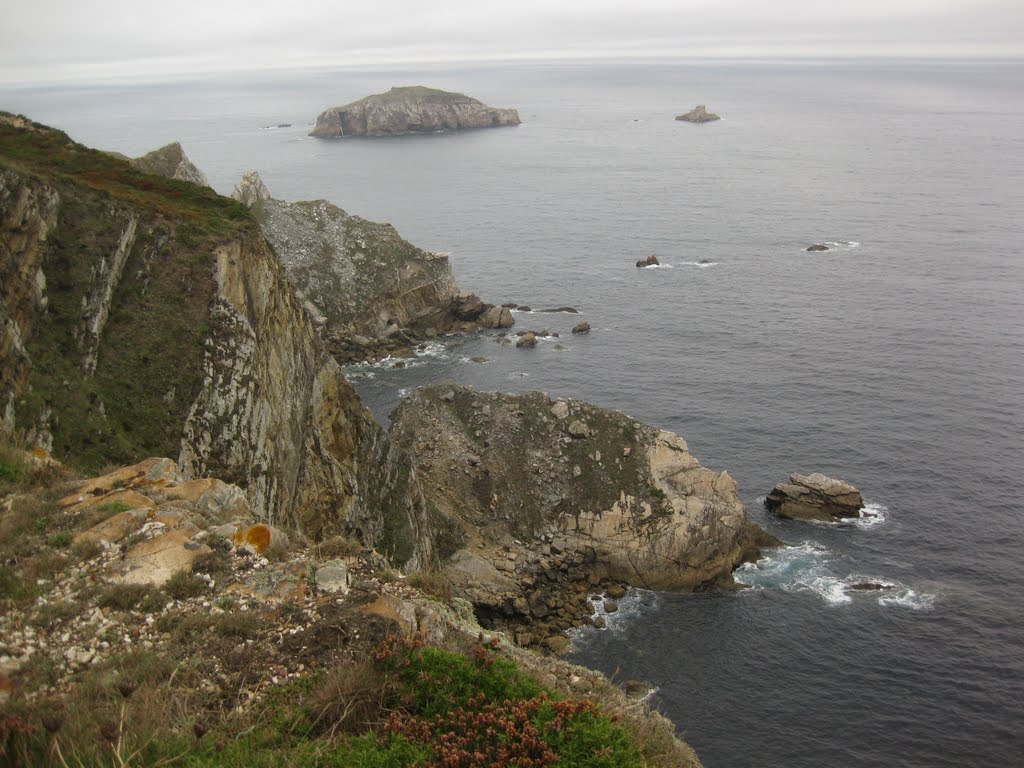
(764, 473, 865, 521)
(675, 105, 721, 123)
(310, 86, 520, 138)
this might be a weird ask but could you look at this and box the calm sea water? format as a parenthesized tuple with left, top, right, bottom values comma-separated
(4, 59, 1023, 767)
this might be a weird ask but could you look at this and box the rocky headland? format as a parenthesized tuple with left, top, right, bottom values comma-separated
(675, 105, 721, 123)
(310, 86, 521, 138)
(0, 113, 782, 765)
(231, 171, 513, 363)
(385, 385, 778, 648)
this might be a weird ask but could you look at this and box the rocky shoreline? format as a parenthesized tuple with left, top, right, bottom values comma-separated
(0, 113, 787, 765)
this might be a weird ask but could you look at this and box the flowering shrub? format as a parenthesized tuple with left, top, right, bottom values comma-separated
(368, 636, 643, 768)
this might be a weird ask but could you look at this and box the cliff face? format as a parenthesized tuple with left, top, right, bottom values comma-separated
(232, 171, 512, 363)
(310, 86, 520, 138)
(0, 115, 389, 530)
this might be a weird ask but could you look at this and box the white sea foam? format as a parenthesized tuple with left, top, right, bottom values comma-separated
(851, 502, 888, 529)
(644, 263, 674, 269)
(570, 588, 659, 635)
(825, 240, 861, 248)
(678, 261, 719, 268)
(414, 341, 449, 358)
(878, 588, 937, 610)
(738, 541, 935, 608)
(508, 371, 531, 378)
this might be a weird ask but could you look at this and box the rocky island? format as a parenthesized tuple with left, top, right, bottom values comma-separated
(309, 85, 521, 138)
(675, 105, 721, 123)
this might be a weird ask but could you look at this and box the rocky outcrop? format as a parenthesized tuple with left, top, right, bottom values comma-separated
(0, 115, 394, 534)
(571, 321, 591, 334)
(636, 255, 659, 268)
(675, 105, 720, 123)
(231, 171, 512, 363)
(806, 243, 829, 252)
(764, 473, 864, 521)
(130, 142, 210, 187)
(310, 86, 520, 138)
(384, 385, 777, 643)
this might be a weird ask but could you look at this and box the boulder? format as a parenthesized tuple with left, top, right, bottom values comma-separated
(516, 332, 537, 349)
(675, 105, 721, 123)
(314, 560, 350, 594)
(537, 307, 578, 314)
(635, 255, 659, 268)
(233, 524, 290, 556)
(119, 528, 211, 586)
(567, 420, 592, 439)
(806, 244, 830, 252)
(764, 473, 864, 521)
(571, 321, 591, 335)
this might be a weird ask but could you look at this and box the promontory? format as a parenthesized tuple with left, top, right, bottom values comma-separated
(310, 86, 521, 138)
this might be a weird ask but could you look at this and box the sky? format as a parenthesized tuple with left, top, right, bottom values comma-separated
(1, 0, 1022, 84)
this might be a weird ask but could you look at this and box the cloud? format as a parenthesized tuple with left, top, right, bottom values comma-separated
(1, 0, 1021, 84)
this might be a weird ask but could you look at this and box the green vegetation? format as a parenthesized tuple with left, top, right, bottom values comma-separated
(1, 636, 652, 767)
(0, 116, 251, 239)
(0, 115, 259, 472)
(96, 584, 165, 614)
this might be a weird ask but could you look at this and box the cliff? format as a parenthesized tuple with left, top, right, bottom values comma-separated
(0, 114, 389, 533)
(384, 385, 777, 648)
(310, 85, 521, 138)
(231, 171, 512, 363)
(0, 452, 700, 767)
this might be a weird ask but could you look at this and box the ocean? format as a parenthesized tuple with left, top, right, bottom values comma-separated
(3, 58, 1023, 766)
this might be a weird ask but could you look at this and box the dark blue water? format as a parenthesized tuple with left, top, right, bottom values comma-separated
(4, 59, 1023, 767)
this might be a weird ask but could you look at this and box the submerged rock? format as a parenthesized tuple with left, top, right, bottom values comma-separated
(675, 105, 721, 123)
(310, 86, 520, 138)
(806, 243, 830, 252)
(764, 473, 864, 521)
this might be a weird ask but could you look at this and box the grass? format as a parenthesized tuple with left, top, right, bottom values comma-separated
(0, 635, 656, 768)
(96, 583, 166, 614)
(162, 571, 209, 601)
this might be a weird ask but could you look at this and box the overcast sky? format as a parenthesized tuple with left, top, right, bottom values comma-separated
(1, 0, 1022, 84)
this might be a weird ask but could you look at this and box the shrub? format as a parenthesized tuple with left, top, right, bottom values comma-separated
(163, 571, 208, 601)
(96, 583, 165, 613)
